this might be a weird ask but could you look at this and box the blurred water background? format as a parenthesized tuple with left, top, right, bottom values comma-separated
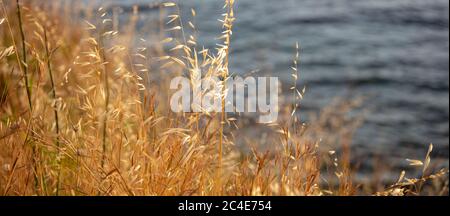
(84, 0, 449, 175)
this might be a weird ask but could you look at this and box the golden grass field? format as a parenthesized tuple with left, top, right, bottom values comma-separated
(0, 0, 448, 196)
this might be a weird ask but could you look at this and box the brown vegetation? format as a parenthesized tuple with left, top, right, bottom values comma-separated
(0, 0, 447, 196)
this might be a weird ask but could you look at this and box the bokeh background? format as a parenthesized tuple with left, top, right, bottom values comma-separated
(83, 0, 449, 176)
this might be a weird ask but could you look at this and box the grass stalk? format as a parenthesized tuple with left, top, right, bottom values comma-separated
(99, 33, 109, 171)
(44, 29, 62, 195)
(16, 0, 32, 110)
(16, 0, 40, 194)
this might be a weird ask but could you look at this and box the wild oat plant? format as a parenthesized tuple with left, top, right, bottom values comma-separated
(0, 0, 447, 196)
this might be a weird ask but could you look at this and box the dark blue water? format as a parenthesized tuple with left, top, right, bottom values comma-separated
(88, 0, 449, 169)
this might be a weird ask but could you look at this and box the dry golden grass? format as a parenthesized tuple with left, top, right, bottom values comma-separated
(0, 0, 447, 196)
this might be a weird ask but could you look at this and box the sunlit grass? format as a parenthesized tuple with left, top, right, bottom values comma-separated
(0, 0, 447, 196)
